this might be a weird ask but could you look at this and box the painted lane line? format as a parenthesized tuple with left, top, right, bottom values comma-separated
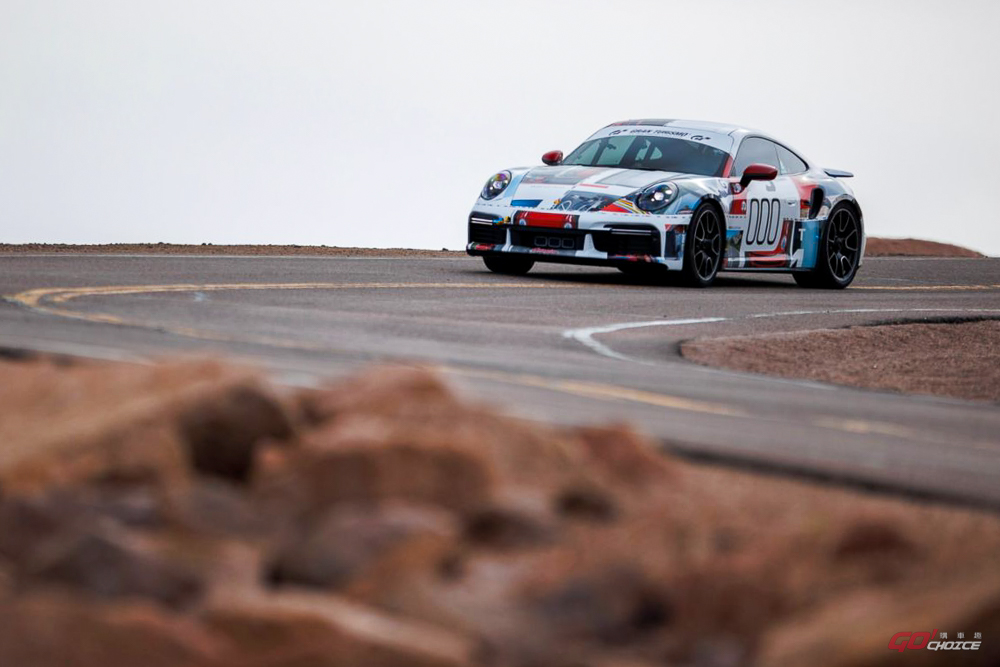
(853, 284, 1000, 291)
(5, 281, 997, 450)
(5, 282, 588, 355)
(448, 367, 752, 419)
(564, 308, 1000, 363)
(12, 281, 583, 307)
(6, 282, 585, 329)
(563, 318, 727, 361)
(448, 367, 997, 452)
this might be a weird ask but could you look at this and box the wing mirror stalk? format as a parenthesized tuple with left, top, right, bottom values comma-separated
(740, 163, 779, 189)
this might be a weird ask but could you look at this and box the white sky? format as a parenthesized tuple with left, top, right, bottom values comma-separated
(2, 0, 998, 255)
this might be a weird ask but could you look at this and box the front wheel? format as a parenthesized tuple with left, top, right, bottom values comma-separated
(794, 205, 862, 289)
(482, 255, 534, 276)
(681, 203, 724, 287)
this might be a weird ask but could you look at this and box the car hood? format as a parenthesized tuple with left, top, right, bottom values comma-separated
(506, 166, 683, 211)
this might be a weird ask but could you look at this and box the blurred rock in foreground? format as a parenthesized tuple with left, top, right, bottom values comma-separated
(0, 357, 998, 667)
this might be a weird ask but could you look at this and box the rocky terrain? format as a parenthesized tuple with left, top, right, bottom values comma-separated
(1, 356, 998, 666)
(683, 319, 1000, 403)
(863, 238, 984, 258)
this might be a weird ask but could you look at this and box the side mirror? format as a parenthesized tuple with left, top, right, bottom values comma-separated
(740, 163, 778, 189)
(542, 150, 563, 166)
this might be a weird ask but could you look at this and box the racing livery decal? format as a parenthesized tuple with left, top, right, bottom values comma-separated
(469, 118, 865, 288)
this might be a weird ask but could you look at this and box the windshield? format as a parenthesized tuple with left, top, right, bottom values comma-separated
(562, 135, 730, 176)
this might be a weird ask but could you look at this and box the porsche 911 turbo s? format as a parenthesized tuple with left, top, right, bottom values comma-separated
(467, 119, 865, 288)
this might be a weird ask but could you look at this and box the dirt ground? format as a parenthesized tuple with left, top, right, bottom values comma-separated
(1, 355, 999, 667)
(683, 319, 1000, 403)
(0, 237, 986, 258)
(864, 237, 984, 258)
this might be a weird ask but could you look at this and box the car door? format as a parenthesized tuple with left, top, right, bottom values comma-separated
(729, 137, 799, 266)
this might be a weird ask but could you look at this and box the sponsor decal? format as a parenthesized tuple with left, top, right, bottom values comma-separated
(511, 199, 542, 208)
(513, 211, 579, 229)
(521, 166, 607, 186)
(552, 192, 617, 213)
(745, 198, 783, 249)
(608, 254, 657, 262)
(888, 630, 982, 653)
(746, 219, 794, 268)
(601, 199, 644, 215)
(609, 128, 691, 138)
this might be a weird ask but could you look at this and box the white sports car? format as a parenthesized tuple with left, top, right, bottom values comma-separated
(467, 119, 865, 288)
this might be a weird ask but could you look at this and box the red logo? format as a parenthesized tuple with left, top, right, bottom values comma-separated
(889, 630, 982, 652)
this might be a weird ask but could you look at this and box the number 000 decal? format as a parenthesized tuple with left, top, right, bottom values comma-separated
(746, 198, 782, 246)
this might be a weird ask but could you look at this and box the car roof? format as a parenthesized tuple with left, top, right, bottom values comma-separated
(606, 118, 761, 138)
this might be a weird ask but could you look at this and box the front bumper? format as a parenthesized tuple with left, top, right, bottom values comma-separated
(466, 205, 689, 270)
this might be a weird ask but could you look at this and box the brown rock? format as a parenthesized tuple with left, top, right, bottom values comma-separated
(163, 478, 269, 539)
(0, 593, 223, 667)
(267, 504, 455, 589)
(529, 567, 675, 646)
(204, 590, 476, 667)
(22, 524, 204, 608)
(3, 358, 1000, 667)
(462, 498, 557, 550)
(0, 491, 204, 607)
(832, 518, 917, 561)
(0, 359, 275, 494)
(554, 483, 619, 523)
(256, 427, 494, 516)
(178, 382, 294, 483)
(298, 365, 460, 425)
(756, 572, 1000, 666)
(573, 424, 676, 487)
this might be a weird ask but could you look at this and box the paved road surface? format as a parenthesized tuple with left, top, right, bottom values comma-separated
(2, 254, 998, 504)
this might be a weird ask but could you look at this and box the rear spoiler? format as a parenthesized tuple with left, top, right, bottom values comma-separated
(824, 168, 854, 178)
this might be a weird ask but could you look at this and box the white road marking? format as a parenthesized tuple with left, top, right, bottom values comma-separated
(564, 308, 1000, 362)
(562, 318, 726, 360)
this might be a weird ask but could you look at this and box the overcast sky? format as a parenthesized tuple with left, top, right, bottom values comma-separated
(2, 0, 998, 255)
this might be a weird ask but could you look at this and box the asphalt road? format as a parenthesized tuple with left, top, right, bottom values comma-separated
(2, 254, 999, 505)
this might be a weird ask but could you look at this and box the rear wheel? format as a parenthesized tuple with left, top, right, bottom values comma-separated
(681, 203, 724, 287)
(795, 205, 862, 289)
(482, 255, 534, 276)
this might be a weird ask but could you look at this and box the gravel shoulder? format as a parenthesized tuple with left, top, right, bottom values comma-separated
(864, 237, 985, 257)
(682, 319, 1000, 403)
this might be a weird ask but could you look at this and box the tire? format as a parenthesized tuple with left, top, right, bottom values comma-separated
(617, 263, 664, 277)
(792, 272, 819, 288)
(681, 203, 724, 287)
(482, 255, 534, 276)
(795, 204, 862, 289)
(617, 264, 647, 276)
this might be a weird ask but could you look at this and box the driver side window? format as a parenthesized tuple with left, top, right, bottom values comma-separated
(732, 138, 780, 176)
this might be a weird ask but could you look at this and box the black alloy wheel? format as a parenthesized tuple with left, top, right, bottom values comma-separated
(794, 204, 862, 289)
(681, 204, 724, 287)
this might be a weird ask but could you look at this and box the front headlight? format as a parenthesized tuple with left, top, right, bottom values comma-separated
(481, 171, 512, 200)
(636, 182, 678, 213)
